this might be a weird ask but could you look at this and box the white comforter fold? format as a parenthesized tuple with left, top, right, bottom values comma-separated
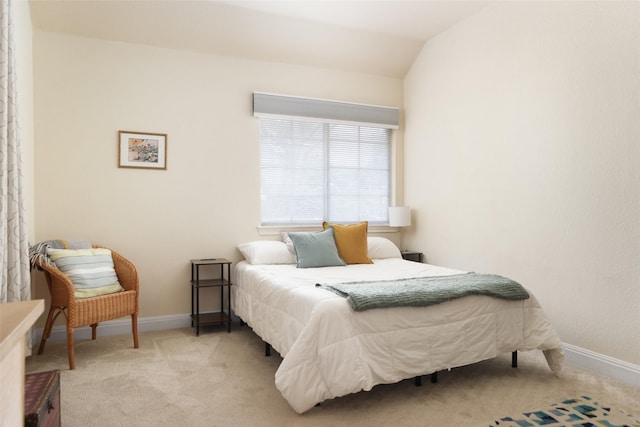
(232, 258, 564, 413)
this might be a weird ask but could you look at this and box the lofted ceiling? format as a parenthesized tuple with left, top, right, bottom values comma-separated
(28, 0, 490, 78)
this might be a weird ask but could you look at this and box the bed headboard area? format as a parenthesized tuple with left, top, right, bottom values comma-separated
(238, 230, 401, 267)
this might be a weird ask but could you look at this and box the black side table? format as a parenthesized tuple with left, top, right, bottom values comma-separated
(401, 251, 423, 263)
(190, 258, 232, 336)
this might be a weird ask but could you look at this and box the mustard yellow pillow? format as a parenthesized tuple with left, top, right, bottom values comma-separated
(322, 221, 372, 264)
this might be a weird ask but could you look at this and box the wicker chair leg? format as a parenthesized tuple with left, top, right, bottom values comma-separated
(91, 323, 98, 340)
(37, 307, 57, 355)
(67, 327, 76, 370)
(132, 313, 139, 348)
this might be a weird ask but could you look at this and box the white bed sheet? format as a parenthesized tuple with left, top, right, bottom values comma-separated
(232, 258, 564, 413)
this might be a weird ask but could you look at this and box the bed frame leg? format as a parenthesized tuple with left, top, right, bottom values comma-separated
(265, 342, 271, 357)
(415, 371, 438, 386)
(512, 351, 517, 368)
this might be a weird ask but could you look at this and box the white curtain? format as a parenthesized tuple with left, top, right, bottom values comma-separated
(0, 0, 30, 307)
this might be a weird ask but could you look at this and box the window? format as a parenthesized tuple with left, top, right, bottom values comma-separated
(260, 119, 391, 226)
(253, 92, 399, 227)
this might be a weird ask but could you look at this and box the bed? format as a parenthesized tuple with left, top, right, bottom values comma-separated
(232, 234, 564, 414)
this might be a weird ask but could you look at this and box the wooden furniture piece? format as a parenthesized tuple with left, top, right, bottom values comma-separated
(35, 245, 139, 370)
(190, 258, 232, 336)
(25, 370, 61, 427)
(401, 250, 423, 263)
(0, 300, 44, 426)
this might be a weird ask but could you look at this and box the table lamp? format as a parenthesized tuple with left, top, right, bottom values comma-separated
(388, 206, 411, 251)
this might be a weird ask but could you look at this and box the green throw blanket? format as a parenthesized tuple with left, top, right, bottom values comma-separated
(316, 273, 530, 311)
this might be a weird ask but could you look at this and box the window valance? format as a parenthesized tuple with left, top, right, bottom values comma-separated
(253, 92, 399, 129)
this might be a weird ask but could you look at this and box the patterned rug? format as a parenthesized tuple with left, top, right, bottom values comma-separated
(489, 396, 640, 427)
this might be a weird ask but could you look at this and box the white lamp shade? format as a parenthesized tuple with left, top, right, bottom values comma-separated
(388, 206, 411, 227)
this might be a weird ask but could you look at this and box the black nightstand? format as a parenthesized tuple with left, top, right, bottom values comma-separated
(190, 258, 232, 336)
(401, 251, 423, 263)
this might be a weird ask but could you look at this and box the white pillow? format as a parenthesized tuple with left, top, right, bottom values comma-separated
(281, 232, 295, 253)
(237, 240, 296, 265)
(367, 236, 402, 259)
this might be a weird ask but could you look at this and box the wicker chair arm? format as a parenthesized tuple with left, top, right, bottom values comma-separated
(35, 260, 75, 307)
(94, 245, 139, 292)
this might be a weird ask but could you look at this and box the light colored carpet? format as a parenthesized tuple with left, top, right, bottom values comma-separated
(26, 325, 640, 427)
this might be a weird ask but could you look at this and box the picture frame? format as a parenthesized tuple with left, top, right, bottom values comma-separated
(118, 131, 167, 170)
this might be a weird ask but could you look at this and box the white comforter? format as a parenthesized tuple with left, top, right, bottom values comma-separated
(232, 258, 564, 413)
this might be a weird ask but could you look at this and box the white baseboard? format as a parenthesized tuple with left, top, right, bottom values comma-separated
(563, 343, 640, 389)
(31, 314, 640, 390)
(31, 313, 192, 344)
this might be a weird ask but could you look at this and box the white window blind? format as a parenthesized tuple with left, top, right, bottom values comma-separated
(260, 118, 391, 226)
(256, 93, 396, 227)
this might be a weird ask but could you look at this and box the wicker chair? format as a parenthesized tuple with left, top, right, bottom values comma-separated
(35, 245, 139, 369)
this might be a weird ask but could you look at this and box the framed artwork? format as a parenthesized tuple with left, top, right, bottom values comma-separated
(118, 131, 167, 170)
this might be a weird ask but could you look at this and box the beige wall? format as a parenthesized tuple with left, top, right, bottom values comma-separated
(404, 1, 640, 364)
(31, 30, 404, 325)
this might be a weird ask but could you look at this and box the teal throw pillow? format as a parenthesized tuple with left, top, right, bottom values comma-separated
(289, 228, 346, 268)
